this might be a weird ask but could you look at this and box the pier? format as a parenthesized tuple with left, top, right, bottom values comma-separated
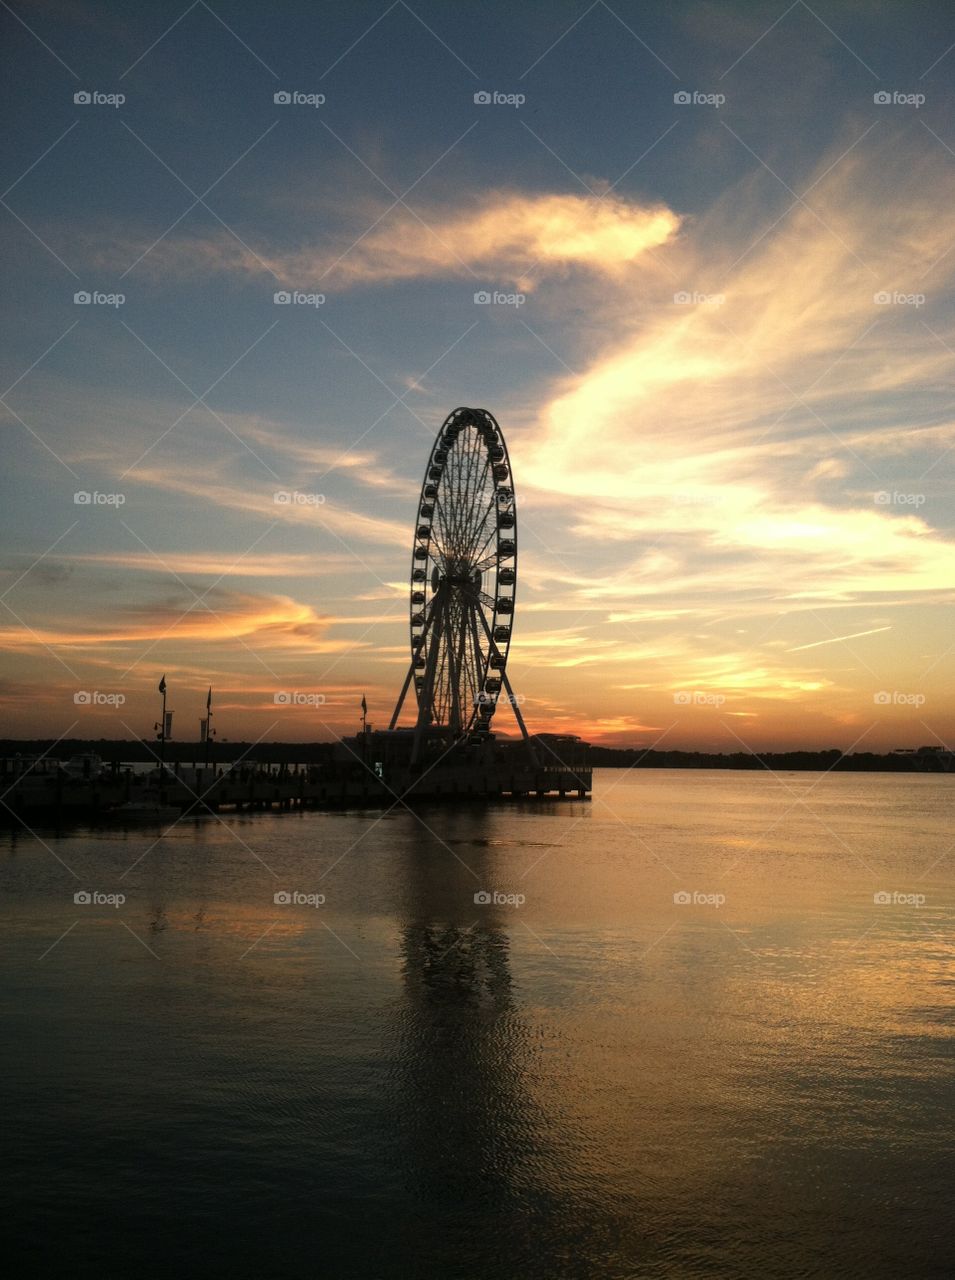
(0, 731, 591, 824)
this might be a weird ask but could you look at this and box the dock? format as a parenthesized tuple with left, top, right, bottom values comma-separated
(0, 731, 591, 823)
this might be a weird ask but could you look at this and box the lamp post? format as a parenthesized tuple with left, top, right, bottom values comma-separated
(205, 686, 213, 768)
(157, 674, 167, 769)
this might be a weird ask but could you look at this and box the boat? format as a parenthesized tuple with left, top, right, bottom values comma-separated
(62, 753, 107, 780)
(110, 793, 180, 823)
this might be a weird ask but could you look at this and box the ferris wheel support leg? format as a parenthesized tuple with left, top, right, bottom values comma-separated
(500, 666, 538, 765)
(447, 603, 467, 735)
(389, 664, 416, 733)
(473, 605, 537, 765)
(411, 591, 446, 767)
(389, 600, 438, 730)
(467, 605, 485, 733)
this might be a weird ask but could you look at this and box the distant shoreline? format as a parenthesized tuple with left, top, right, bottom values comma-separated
(0, 739, 951, 773)
(589, 746, 953, 773)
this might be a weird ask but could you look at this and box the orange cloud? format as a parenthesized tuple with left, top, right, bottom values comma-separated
(0, 590, 359, 657)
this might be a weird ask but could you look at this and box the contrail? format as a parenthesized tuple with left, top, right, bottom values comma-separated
(786, 625, 892, 652)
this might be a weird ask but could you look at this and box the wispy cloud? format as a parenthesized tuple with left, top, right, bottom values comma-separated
(514, 129, 955, 615)
(85, 191, 681, 291)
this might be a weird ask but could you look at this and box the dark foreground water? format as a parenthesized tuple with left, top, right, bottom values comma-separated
(1, 769, 952, 1278)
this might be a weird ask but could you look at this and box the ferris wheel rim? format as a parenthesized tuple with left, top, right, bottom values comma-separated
(408, 407, 517, 738)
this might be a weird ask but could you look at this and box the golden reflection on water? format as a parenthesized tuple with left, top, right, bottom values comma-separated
(2, 770, 951, 1276)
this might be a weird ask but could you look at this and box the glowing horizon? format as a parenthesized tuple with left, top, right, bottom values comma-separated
(1, 2, 953, 753)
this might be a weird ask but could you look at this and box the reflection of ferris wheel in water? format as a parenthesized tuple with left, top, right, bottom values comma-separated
(390, 407, 531, 756)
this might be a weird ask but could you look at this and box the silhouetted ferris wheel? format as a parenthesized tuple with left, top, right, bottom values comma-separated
(390, 407, 530, 756)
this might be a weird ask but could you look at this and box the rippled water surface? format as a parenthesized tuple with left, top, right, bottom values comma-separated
(2, 769, 953, 1277)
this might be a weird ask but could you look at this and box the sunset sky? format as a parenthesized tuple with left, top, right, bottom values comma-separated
(1, 0, 953, 750)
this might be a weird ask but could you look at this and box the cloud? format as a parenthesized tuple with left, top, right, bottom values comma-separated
(516, 127, 955, 610)
(128, 465, 409, 549)
(58, 551, 355, 578)
(88, 191, 681, 291)
(0, 589, 359, 657)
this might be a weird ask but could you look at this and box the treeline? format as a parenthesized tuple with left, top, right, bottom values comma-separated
(588, 746, 952, 772)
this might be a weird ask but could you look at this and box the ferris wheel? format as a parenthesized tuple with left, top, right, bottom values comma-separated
(390, 407, 530, 755)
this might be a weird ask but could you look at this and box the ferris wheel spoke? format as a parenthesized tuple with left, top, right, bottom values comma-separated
(462, 498, 496, 564)
(472, 552, 499, 574)
(432, 496, 453, 558)
(469, 517, 499, 567)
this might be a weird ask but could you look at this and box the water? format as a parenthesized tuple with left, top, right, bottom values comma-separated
(2, 769, 952, 1278)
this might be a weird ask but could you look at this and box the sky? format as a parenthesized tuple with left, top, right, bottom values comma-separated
(1, 0, 953, 752)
